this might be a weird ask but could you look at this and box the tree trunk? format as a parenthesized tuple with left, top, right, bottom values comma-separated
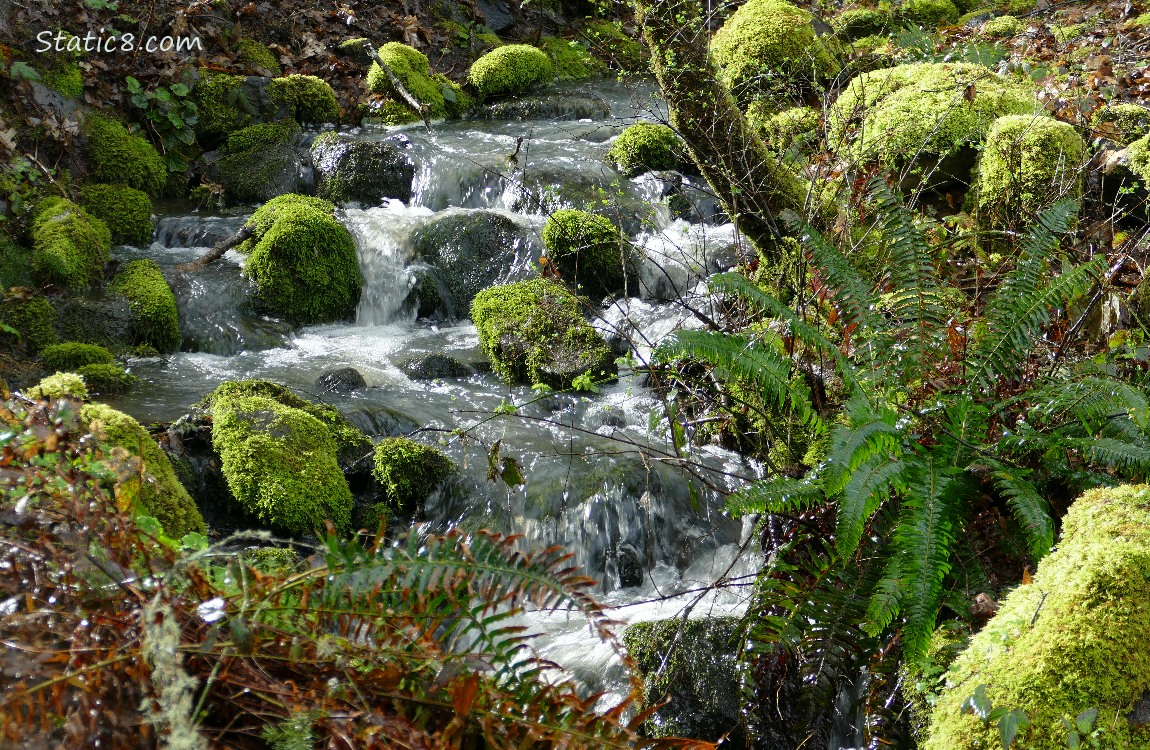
(631, 0, 812, 261)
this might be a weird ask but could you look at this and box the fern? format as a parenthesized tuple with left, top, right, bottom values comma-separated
(988, 465, 1054, 559)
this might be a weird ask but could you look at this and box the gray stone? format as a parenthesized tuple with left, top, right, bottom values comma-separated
(399, 353, 474, 380)
(311, 131, 415, 205)
(200, 144, 305, 206)
(477, 0, 516, 33)
(316, 367, 367, 393)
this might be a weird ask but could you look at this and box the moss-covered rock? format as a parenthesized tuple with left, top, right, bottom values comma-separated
(223, 119, 299, 155)
(369, 99, 425, 126)
(470, 278, 616, 388)
(235, 39, 281, 75)
(895, 0, 961, 28)
(1129, 133, 1150, 183)
(76, 362, 136, 394)
(976, 114, 1085, 227)
(924, 485, 1150, 750)
(1092, 103, 1150, 147)
(606, 122, 682, 177)
(981, 14, 1025, 37)
(833, 8, 892, 40)
(750, 104, 822, 153)
(0, 235, 33, 289)
(41, 342, 114, 371)
(623, 617, 744, 743)
(193, 70, 254, 142)
(206, 119, 303, 206)
(207, 380, 358, 535)
(310, 130, 415, 205)
(710, 0, 838, 107)
(266, 74, 340, 124)
(1, 294, 57, 353)
(538, 36, 603, 80)
(77, 184, 154, 245)
(234, 194, 362, 324)
(367, 43, 453, 120)
(372, 437, 454, 510)
(583, 20, 648, 72)
(828, 62, 1038, 176)
(26, 372, 88, 401)
(109, 259, 181, 353)
(80, 402, 205, 538)
(30, 197, 111, 290)
(84, 114, 165, 197)
(542, 209, 639, 302)
(468, 44, 555, 99)
(43, 59, 83, 98)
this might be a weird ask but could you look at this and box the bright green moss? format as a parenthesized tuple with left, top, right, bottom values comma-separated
(194, 70, 251, 141)
(607, 122, 682, 177)
(235, 38, 281, 75)
(924, 485, 1150, 750)
(710, 0, 838, 107)
(76, 362, 136, 394)
(77, 183, 154, 245)
(468, 44, 555, 99)
(538, 36, 604, 80)
(372, 437, 454, 510)
(372, 98, 424, 125)
(1092, 103, 1150, 146)
(828, 62, 1038, 168)
(109, 259, 181, 353)
(80, 402, 205, 538)
(84, 114, 165, 197)
(30, 197, 111, 290)
(26, 372, 88, 401)
(234, 194, 362, 325)
(750, 105, 821, 152)
(432, 73, 472, 119)
(976, 115, 1085, 227)
(542, 209, 638, 301)
(470, 278, 616, 388)
(366, 43, 450, 119)
(981, 14, 1025, 37)
(43, 59, 83, 98)
(209, 384, 353, 536)
(1130, 12, 1150, 27)
(895, 0, 960, 28)
(1, 295, 57, 353)
(1128, 133, 1150, 183)
(583, 20, 647, 72)
(223, 119, 300, 154)
(41, 342, 113, 371)
(1050, 23, 1084, 42)
(833, 8, 892, 40)
(266, 74, 340, 124)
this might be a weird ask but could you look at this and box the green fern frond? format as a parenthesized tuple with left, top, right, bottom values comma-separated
(790, 219, 887, 343)
(726, 475, 824, 516)
(989, 466, 1054, 559)
(1071, 436, 1150, 478)
(834, 452, 907, 558)
(863, 554, 903, 635)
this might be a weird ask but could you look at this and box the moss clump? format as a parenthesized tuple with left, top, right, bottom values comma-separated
(266, 74, 340, 124)
(235, 39, 281, 75)
(1092, 103, 1150, 146)
(372, 437, 454, 510)
(981, 14, 1024, 37)
(208, 381, 355, 536)
(976, 114, 1085, 227)
(109, 259, 181, 353)
(583, 20, 647, 72)
(432, 73, 472, 119)
(470, 278, 616, 388)
(538, 37, 603, 80)
(468, 44, 555, 99)
(828, 62, 1038, 170)
(0, 235, 33, 289)
(30, 197, 111, 290)
(26, 372, 88, 401)
(211, 119, 302, 206)
(924, 485, 1150, 750)
(1128, 133, 1150, 183)
(607, 122, 682, 177)
(223, 119, 299, 154)
(367, 43, 453, 120)
(194, 70, 252, 142)
(372, 98, 424, 125)
(833, 8, 892, 40)
(1050, 23, 1084, 42)
(1, 295, 57, 353)
(751, 105, 821, 152)
(895, 0, 960, 28)
(84, 114, 165, 197)
(76, 362, 136, 394)
(241, 546, 299, 573)
(542, 209, 638, 302)
(234, 194, 362, 325)
(77, 183, 154, 245)
(80, 402, 205, 538)
(41, 342, 114, 372)
(710, 0, 838, 107)
(43, 59, 83, 98)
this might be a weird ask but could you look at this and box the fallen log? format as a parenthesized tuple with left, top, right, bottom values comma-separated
(176, 224, 254, 272)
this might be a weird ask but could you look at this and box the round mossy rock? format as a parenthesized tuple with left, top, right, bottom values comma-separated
(833, 8, 892, 40)
(206, 120, 304, 206)
(109, 259, 182, 353)
(310, 130, 415, 205)
(235, 39, 281, 75)
(26, 372, 88, 401)
(41, 342, 114, 371)
(607, 122, 683, 177)
(83, 114, 166, 197)
(981, 14, 1025, 37)
(1128, 133, 1150, 183)
(76, 362, 136, 394)
(468, 44, 555, 99)
(78, 184, 154, 245)
(541, 209, 639, 302)
(30, 197, 112, 290)
(367, 43, 447, 119)
(1092, 103, 1150, 146)
(371, 437, 454, 510)
(266, 74, 339, 124)
(895, 0, 960, 28)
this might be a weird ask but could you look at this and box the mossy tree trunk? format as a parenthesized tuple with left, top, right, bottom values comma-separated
(631, 0, 812, 262)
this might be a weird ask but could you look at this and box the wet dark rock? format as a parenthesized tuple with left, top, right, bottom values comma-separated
(316, 367, 367, 393)
(1088, 139, 1149, 225)
(616, 543, 644, 588)
(341, 404, 421, 438)
(411, 269, 448, 320)
(1128, 691, 1150, 728)
(477, 0, 517, 32)
(199, 145, 305, 205)
(54, 295, 136, 353)
(471, 94, 610, 122)
(399, 353, 474, 380)
(311, 131, 415, 205)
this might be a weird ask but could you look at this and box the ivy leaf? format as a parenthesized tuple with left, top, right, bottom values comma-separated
(9, 61, 40, 83)
(125, 76, 142, 94)
(440, 84, 457, 103)
(169, 83, 190, 97)
(961, 685, 993, 722)
(1075, 708, 1098, 735)
(997, 708, 1029, 749)
(499, 456, 525, 488)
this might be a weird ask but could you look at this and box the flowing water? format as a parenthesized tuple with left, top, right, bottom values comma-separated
(107, 79, 765, 710)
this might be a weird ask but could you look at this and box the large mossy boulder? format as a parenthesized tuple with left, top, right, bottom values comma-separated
(205, 380, 370, 535)
(607, 123, 683, 177)
(623, 617, 745, 743)
(109, 259, 182, 353)
(202, 120, 304, 206)
(26, 371, 88, 401)
(411, 209, 535, 315)
(470, 278, 616, 388)
(833, 8, 892, 40)
(372, 437, 454, 511)
(84, 115, 166, 197)
(76, 362, 136, 395)
(1, 293, 57, 353)
(925, 485, 1150, 749)
(541, 209, 640, 303)
(41, 342, 113, 371)
(234, 194, 362, 325)
(310, 131, 415, 205)
(266, 74, 340, 124)
(1092, 103, 1150, 147)
(828, 62, 1038, 185)
(538, 36, 604, 81)
(30, 197, 111, 290)
(710, 0, 838, 108)
(468, 44, 555, 99)
(975, 114, 1085, 228)
(80, 402, 206, 538)
(78, 184, 154, 245)
(194, 71, 279, 144)
(366, 42, 470, 120)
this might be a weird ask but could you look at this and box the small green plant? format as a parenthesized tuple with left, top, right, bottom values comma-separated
(124, 76, 198, 171)
(1061, 708, 1102, 749)
(960, 685, 1030, 748)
